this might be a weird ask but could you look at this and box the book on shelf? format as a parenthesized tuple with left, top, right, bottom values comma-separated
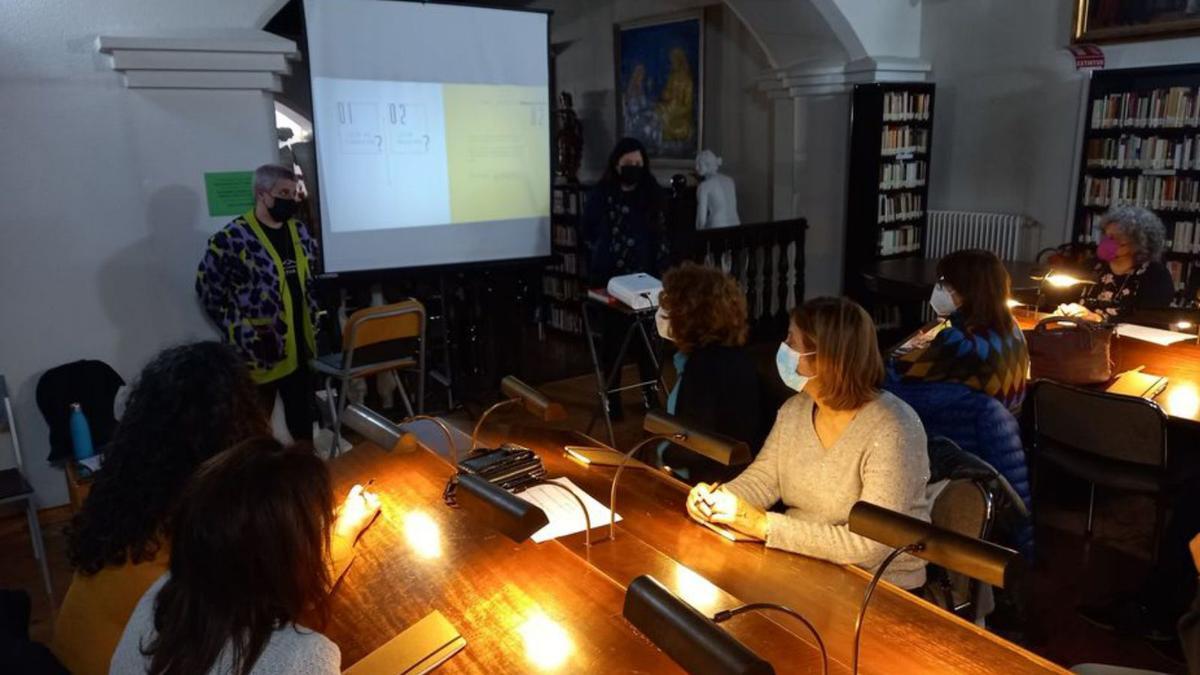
(1085, 134, 1199, 171)
(1091, 86, 1200, 130)
(879, 160, 927, 189)
(878, 226, 921, 256)
(1081, 174, 1200, 211)
(551, 223, 578, 248)
(880, 126, 929, 156)
(882, 91, 931, 122)
(548, 305, 583, 334)
(876, 193, 924, 224)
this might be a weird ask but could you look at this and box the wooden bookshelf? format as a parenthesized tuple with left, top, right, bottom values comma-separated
(542, 183, 589, 335)
(1074, 64, 1200, 304)
(842, 82, 936, 336)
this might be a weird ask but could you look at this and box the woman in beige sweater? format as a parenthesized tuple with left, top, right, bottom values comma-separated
(687, 297, 932, 589)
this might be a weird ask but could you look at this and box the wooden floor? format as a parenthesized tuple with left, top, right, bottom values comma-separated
(0, 366, 1187, 673)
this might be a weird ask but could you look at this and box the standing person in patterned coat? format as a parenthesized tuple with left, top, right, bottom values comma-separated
(196, 164, 320, 441)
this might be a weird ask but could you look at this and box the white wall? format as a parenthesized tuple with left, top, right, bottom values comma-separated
(535, 0, 774, 223)
(0, 0, 281, 507)
(922, 0, 1200, 252)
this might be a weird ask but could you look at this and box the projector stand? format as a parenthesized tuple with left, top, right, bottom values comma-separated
(581, 298, 666, 447)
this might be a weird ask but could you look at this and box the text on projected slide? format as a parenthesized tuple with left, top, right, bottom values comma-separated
(314, 77, 548, 234)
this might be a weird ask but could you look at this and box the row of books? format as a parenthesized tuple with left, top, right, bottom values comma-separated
(882, 92, 931, 122)
(878, 193, 924, 224)
(1085, 134, 1200, 171)
(879, 160, 927, 190)
(877, 225, 922, 256)
(1081, 174, 1200, 212)
(542, 275, 582, 301)
(551, 189, 582, 217)
(547, 251, 583, 276)
(1170, 221, 1200, 254)
(1091, 87, 1200, 130)
(1166, 259, 1198, 292)
(546, 305, 583, 334)
(880, 126, 929, 156)
(551, 223, 578, 248)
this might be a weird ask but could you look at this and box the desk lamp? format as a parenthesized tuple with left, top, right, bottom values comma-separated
(1030, 270, 1095, 313)
(454, 473, 594, 547)
(847, 501, 1025, 675)
(471, 376, 568, 450)
(622, 575, 777, 675)
(340, 403, 458, 462)
(608, 411, 750, 541)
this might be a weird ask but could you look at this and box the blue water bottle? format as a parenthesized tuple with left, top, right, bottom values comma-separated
(69, 402, 95, 461)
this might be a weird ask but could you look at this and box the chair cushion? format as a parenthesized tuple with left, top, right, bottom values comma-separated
(311, 352, 418, 378)
(1038, 442, 1164, 493)
(0, 468, 32, 501)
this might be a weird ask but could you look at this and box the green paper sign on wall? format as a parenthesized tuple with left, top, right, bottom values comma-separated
(204, 171, 255, 217)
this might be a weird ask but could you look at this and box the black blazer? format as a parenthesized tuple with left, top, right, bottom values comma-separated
(664, 344, 766, 484)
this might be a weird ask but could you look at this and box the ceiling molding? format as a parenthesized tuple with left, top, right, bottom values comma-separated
(759, 56, 932, 98)
(97, 31, 297, 91)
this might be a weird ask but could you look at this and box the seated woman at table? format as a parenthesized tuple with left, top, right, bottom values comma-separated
(111, 438, 344, 674)
(889, 248, 1030, 414)
(686, 297, 932, 589)
(1058, 205, 1174, 323)
(52, 342, 377, 675)
(655, 262, 763, 483)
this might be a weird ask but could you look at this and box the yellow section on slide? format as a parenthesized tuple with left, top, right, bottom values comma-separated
(442, 83, 550, 223)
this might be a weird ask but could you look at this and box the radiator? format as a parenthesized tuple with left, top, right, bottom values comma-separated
(925, 210, 1035, 261)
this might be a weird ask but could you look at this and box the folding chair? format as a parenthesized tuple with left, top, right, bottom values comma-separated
(0, 375, 53, 606)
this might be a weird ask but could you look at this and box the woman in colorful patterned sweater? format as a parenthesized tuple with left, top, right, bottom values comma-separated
(890, 248, 1030, 414)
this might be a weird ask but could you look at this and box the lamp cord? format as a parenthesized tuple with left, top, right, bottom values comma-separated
(609, 433, 680, 541)
(852, 542, 925, 675)
(470, 398, 519, 450)
(402, 415, 459, 465)
(529, 479, 591, 548)
(714, 603, 827, 675)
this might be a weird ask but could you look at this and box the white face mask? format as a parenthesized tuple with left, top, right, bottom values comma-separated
(929, 284, 958, 318)
(655, 307, 673, 342)
(776, 342, 815, 393)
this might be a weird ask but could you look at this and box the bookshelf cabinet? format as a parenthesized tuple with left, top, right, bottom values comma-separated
(542, 183, 589, 334)
(1074, 65, 1200, 303)
(842, 82, 936, 331)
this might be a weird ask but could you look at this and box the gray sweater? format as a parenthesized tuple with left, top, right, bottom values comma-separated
(724, 391, 932, 589)
(110, 574, 340, 675)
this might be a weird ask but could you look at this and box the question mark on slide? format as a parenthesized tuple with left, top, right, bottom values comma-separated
(375, 135, 383, 150)
(423, 134, 430, 151)
(400, 104, 407, 126)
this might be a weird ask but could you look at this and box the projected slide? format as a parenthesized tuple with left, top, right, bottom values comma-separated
(305, 0, 551, 272)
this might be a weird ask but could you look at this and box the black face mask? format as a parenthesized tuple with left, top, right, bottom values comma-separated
(618, 164, 644, 186)
(267, 196, 299, 222)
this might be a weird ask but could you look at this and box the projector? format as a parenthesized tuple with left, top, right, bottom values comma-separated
(607, 273, 662, 311)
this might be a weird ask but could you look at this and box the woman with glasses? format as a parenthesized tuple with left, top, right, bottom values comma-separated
(1059, 205, 1175, 323)
(890, 248, 1030, 414)
(685, 297, 931, 589)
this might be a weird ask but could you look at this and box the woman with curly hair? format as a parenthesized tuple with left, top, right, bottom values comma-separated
(1059, 205, 1175, 322)
(655, 262, 763, 483)
(51, 342, 377, 675)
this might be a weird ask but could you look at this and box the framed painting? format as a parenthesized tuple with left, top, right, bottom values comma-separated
(1074, 0, 1200, 43)
(614, 11, 703, 161)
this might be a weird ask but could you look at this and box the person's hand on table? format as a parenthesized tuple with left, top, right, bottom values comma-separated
(1056, 303, 1103, 323)
(686, 482, 718, 523)
(333, 484, 381, 542)
(686, 483, 767, 539)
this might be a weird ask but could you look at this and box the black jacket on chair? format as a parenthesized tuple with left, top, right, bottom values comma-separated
(663, 344, 766, 484)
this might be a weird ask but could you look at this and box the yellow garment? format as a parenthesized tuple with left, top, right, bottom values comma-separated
(51, 552, 168, 675)
(657, 49, 695, 143)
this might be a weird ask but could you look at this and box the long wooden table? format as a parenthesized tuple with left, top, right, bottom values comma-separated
(1016, 310, 1200, 426)
(324, 421, 1068, 674)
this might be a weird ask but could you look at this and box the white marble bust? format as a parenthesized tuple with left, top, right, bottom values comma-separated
(695, 149, 740, 230)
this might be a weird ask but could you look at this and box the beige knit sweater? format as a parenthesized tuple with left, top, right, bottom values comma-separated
(724, 390, 932, 589)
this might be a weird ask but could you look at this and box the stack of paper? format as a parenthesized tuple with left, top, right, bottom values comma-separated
(1115, 323, 1195, 346)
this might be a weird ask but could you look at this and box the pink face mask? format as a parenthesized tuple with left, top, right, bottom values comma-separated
(1096, 236, 1120, 262)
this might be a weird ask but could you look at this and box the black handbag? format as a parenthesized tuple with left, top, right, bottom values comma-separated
(1027, 317, 1114, 385)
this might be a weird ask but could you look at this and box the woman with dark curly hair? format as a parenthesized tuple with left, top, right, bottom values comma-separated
(50, 342, 377, 675)
(655, 262, 763, 483)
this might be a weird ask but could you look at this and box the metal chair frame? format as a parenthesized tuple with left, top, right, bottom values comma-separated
(0, 375, 53, 606)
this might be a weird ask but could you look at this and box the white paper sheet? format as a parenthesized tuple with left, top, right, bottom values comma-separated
(1115, 323, 1195, 346)
(516, 477, 620, 543)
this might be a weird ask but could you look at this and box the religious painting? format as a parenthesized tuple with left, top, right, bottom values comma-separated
(615, 12, 703, 160)
(1074, 0, 1200, 43)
